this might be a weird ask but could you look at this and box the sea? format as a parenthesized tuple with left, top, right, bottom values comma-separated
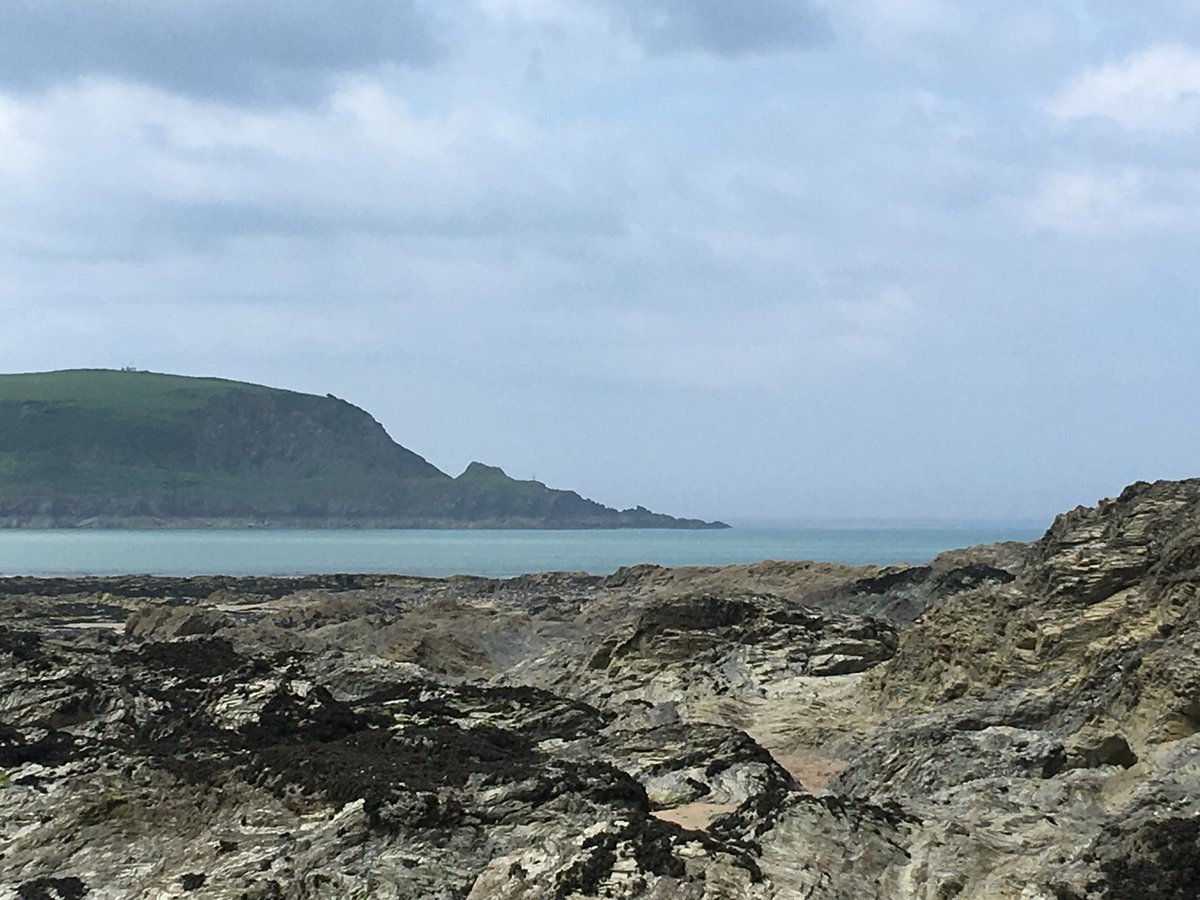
(0, 524, 1045, 579)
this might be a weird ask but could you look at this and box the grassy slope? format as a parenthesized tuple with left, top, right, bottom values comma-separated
(0, 370, 433, 505)
(0, 369, 275, 411)
(0, 370, 286, 496)
(0, 370, 721, 527)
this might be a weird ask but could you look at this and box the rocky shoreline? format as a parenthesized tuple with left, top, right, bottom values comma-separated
(2, 479, 1199, 897)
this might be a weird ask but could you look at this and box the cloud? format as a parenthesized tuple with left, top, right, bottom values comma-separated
(0, 78, 629, 261)
(600, 0, 830, 57)
(835, 0, 962, 51)
(833, 287, 917, 360)
(0, 0, 444, 103)
(1026, 169, 1183, 237)
(1048, 44, 1200, 136)
(600, 285, 917, 392)
(2, 0, 1197, 528)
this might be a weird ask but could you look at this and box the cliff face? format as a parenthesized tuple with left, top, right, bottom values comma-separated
(0, 370, 724, 529)
(187, 389, 446, 481)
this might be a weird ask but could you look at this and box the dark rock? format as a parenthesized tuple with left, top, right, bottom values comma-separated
(15, 878, 88, 900)
(4, 479, 1200, 896)
(1076, 813, 1200, 900)
(1066, 734, 1139, 770)
(179, 873, 206, 891)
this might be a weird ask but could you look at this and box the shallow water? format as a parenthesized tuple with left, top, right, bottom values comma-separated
(0, 525, 1044, 579)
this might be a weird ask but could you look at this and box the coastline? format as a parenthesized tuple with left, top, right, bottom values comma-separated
(4, 480, 1198, 896)
(0, 525, 1043, 579)
(0, 517, 730, 530)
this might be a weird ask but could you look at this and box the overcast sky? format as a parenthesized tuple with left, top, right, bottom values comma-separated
(1, 1, 1197, 523)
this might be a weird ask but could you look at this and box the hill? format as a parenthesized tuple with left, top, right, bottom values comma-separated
(0, 369, 725, 529)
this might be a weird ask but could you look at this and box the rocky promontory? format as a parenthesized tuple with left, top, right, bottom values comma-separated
(0, 369, 725, 529)
(3, 479, 1200, 897)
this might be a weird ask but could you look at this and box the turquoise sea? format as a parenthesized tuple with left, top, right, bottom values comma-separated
(0, 525, 1045, 579)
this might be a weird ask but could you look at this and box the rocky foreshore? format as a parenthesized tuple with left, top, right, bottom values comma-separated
(3, 479, 1200, 898)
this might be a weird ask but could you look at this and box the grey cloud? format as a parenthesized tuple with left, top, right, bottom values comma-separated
(603, 0, 830, 57)
(0, 0, 444, 103)
(4, 188, 629, 264)
(127, 196, 628, 250)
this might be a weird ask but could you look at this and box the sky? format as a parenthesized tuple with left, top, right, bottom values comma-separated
(1, 1, 1198, 524)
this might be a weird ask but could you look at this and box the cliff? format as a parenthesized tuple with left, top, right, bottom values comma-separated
(0, 369, 725, 529)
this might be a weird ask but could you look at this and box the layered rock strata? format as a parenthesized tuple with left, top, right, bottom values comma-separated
(1, 478, 1199, 897)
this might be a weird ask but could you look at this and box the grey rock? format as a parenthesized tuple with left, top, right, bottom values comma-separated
(6, 478, 1200, 896)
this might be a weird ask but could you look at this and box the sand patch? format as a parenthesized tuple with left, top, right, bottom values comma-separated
(652, 802, 738, 831)
(773, 753, 847, 791)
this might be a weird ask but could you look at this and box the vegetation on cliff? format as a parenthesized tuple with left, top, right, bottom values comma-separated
(0, 369, 725, 529)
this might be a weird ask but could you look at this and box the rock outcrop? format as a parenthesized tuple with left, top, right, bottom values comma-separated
(4, 478, 1200, 897)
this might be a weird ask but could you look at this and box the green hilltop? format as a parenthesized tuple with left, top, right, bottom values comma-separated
(0, 369, 725, 529)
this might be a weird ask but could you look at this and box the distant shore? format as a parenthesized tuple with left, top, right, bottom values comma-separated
(0, 517, 730, 530)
